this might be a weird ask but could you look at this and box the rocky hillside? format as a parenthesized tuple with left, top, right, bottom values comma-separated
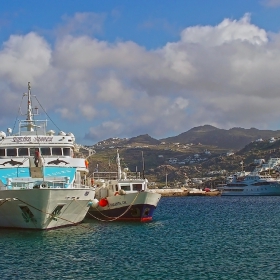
(85, 125, 280, 186)
(161, 125, 280, 150)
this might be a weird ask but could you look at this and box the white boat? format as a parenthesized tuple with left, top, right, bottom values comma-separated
(0, 82, 95, 229)
(87, 151, 161, 222)
(220, 173, 280, 196)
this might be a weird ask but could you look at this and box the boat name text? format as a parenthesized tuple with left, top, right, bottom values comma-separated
(109, 201, 127, 207)
(13, 136, 53, 142)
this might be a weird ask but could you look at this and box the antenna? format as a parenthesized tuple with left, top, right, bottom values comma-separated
(142, 151, 145, 179)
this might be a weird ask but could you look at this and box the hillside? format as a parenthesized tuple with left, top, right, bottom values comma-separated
(85, 125, 280, 187)
(161, 125, 280, 150)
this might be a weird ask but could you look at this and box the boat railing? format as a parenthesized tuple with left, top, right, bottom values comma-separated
(3, 182, 90, 190)
(91, 171, 142, 180)
(18, 119, 48, 135)
(3, 175, 91, 190)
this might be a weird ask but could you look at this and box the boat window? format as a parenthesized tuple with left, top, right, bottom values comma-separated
(63, 148, 71, 156)
(7, 148, 17, 156)
(30, 148, 36, 156)
(252, 182, 272, 186)
(115, 185, 118, 191)
(119, 184, 131, 191)
(132, 184, 143, 191)
(226, 189, 244, 191)
(41, 147, 51, 156)
(18, 148, 29, 156)
(0, 149, 5, 156)
(52, 148, 62, 156)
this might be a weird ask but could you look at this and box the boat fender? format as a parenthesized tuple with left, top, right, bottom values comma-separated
(87, 201, 93, 207)
(91, 198, 99, 208)
(99, 198, 108, 207)
(118, 189, 126, 195)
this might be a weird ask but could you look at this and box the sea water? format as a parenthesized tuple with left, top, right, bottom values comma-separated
(1, 196, 280, 280)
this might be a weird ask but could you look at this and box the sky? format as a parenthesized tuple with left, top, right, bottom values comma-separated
(1, 0, 280, 145)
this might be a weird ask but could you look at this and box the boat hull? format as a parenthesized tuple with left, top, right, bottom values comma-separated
(0, 188, 95, 229)
(221, 186, 280, 196)
(87, 192, 161, 222)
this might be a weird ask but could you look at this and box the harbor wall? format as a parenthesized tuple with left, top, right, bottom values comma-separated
(150, 188, 221, 197)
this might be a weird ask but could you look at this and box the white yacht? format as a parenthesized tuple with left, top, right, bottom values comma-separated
(221, 173, 280, 196)
(87, 151, 161, 222)
(0, 82, 95, 229)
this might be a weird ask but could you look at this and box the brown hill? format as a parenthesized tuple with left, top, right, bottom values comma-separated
(160, 125, 280, 150)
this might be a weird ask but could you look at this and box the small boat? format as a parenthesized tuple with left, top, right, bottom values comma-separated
(0, 82, 95, 229)
(220, 173, 280, 196)
(87, 151, 161, 222)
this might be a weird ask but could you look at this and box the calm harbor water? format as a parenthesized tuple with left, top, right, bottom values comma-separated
(1, 196, 280, 279)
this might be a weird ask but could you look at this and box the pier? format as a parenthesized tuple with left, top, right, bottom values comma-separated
(151, 188, 221, 197)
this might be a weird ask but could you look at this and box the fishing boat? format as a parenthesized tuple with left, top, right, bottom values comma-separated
(0, 82, 95, 229)
(220, 173, 280, 196)
(87, 151, 161, 222)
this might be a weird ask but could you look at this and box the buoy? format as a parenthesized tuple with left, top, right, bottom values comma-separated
(90, 198, 99, 208)
(99, 198, 108, 207)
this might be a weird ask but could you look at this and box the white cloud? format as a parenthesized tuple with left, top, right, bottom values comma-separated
(1, 13, 280, 143)
(56, 12, 106, 37)
(0, 32, 51, 86)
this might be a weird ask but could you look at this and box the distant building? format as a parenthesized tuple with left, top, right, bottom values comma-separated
(168, 158, 178, 164)
(204, 149, 211, 155)
(254, 159, 265, 165)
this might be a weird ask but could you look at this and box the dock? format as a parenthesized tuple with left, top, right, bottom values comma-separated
(151, 188, 221, 197)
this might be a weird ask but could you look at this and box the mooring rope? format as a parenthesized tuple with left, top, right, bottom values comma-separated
(15, 197, 93, 230)
(87, 192, 140, 222)
(0, 199, 9, 207)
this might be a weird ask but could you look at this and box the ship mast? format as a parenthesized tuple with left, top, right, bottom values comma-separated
(116, 149, 122, 179)
(26, 82, 34, 131)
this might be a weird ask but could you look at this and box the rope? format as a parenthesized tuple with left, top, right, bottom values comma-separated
(87, 192, 140, 222)
(15, 197, 93, 230)
(0, 199, 9, 207)
(12, 94, 25, 133)
(34, 95, 61, 132)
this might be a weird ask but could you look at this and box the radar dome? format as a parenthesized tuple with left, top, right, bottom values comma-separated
(66, 132, 75, 141)
(47, 130, 55, 136)
(0, 131, 6, 138)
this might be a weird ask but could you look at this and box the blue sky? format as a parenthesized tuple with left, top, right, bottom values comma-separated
(1, 0, 280, 145)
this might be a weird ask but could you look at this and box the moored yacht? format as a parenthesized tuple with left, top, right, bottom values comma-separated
(220, 173, 280, 196)
(0, 82, 95, 229)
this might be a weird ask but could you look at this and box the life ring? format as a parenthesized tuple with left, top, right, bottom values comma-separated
(114, 192, 119, 196)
